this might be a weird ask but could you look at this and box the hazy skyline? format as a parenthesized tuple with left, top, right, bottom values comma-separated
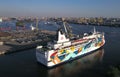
(0, 0, 120, 17)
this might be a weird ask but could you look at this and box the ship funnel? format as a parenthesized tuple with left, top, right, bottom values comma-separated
(57, 29, 69, 43)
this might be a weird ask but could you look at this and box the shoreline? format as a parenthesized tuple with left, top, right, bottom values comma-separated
(68, 22, 120, 28)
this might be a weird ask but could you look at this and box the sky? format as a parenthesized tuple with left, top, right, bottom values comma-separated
(0, 0, 120, 17)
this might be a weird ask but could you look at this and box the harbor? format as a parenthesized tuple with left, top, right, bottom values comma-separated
(0, 29, 56, 55)
(0, 24, 120, 77)
(0, 17, 59, 55)
(0, 15, 120, 77)
(0, 0, 120, 77)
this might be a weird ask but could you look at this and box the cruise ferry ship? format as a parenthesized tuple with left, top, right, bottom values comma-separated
(36, 22, 105, 67)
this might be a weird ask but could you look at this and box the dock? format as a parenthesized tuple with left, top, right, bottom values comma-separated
(0, 30, 56, 55)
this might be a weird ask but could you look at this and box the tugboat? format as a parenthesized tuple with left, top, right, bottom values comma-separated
(36, 22, 105, 67)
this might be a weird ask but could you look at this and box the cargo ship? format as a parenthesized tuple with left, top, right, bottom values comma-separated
(36, 22, 105, 67)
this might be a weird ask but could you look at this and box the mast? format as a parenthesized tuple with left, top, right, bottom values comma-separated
(63, 22, 68, 34)
(62, 18, 67, 34)
(62, 18, 73, 38)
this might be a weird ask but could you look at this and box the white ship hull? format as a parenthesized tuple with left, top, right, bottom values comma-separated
(36, 33, 105, 67)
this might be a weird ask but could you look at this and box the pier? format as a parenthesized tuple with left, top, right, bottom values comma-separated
(0, 30, 56, 55)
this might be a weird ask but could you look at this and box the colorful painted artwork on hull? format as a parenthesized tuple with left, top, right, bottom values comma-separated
(50, 37, 103, 64)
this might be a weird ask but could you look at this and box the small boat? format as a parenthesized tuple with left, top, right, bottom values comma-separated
(36, 22, 105, 67)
